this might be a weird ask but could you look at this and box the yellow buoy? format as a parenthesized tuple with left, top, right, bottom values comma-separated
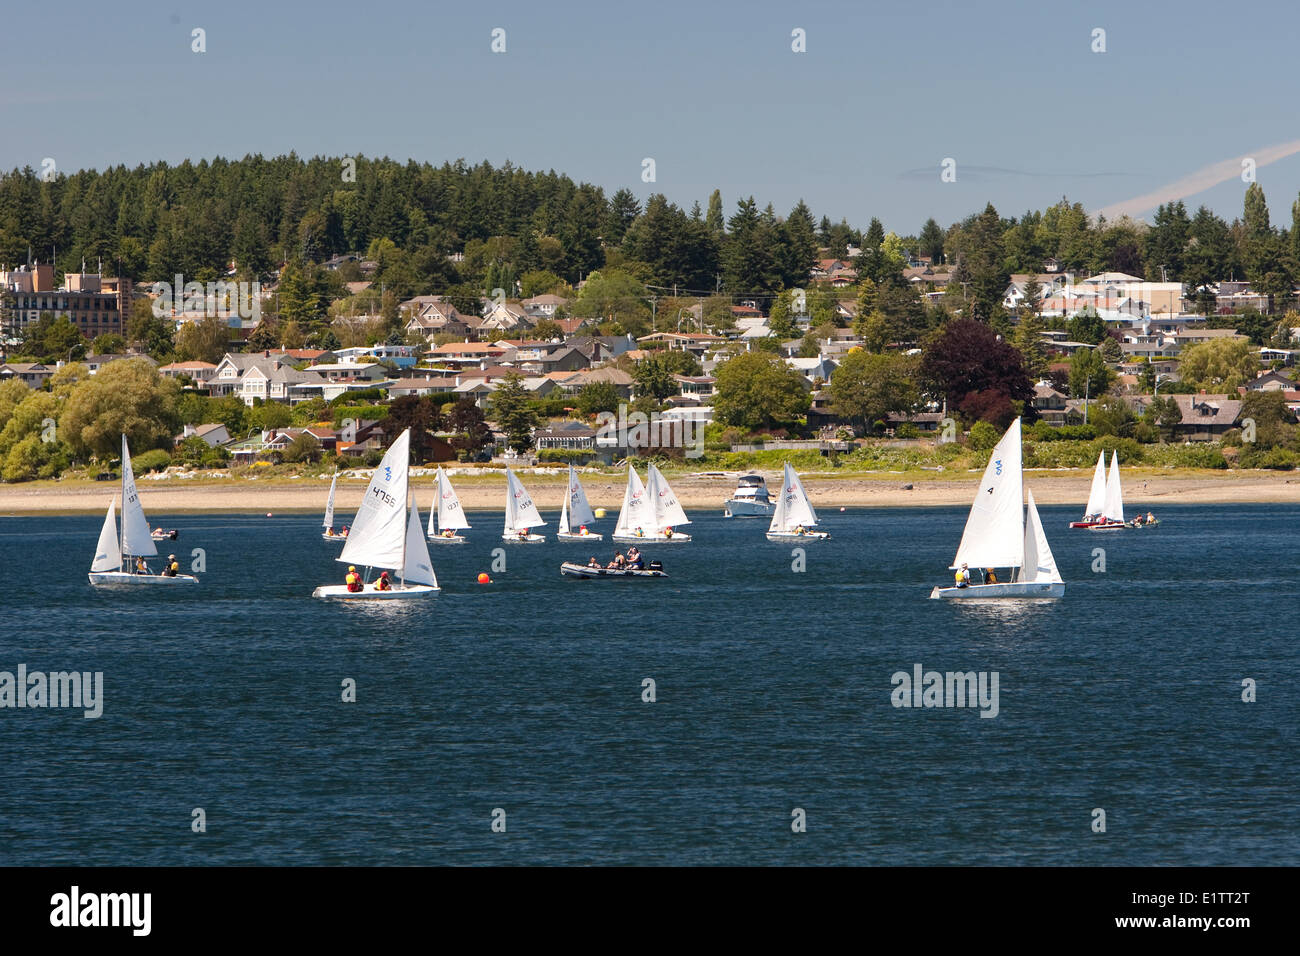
(594, 507, 607, 518)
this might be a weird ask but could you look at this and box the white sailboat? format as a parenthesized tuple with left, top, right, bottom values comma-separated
(765, 463, 829, 541)
(1070, 452, 1109, 528)
(612, 463, 692, 543)
(557, 465, 603, 541)
(502, 469, 546, 542)
(427, 465, 470, 544)
(1095, 451, 1125, 530)
(312, 429, 439, 599)
(321, 470, 349, 541)
(89, 435, 198, 586)
(930, 418, 1064, 599)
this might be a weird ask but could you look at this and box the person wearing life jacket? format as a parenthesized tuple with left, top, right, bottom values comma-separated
(162, 554, 179, 577)
(341, 525, 349, 537)
(135, 556, 149, 575)
(345, 565, 363, 592)
(442, 528, 455, 538)
(579, 524, 588, 536)
(955, 563, 970, 588)
(664, 526, 673, 539)
(985, 568, 998, 585)
(375, 571, 392, 591)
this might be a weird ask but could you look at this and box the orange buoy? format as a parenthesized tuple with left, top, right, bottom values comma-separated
(477, 572, 491, 584)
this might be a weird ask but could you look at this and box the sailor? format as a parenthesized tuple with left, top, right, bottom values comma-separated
(586, 556, 601, 568)
(162, 554, 179, 577)
(664, 526, 673, 539)
(794, 525, 805, 535)
(954, 563, 970, 588)
(375, 571, 393, 591)
(442, 528, 456, 538)
(985, 568, 998, 584)
(341, 525, 349, 536)
(518, 529, 529, 540)
(345, 565, 363, 592)
(579, 524, 588, 536)
(135, 556, 149, 575)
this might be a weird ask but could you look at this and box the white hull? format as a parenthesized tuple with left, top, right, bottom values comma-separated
(612, 532, 691, 543)
(428, 534, 467, 544)
(501, 534, 546, 543)
(930, 581, 1064, 600)
(560, 562, 666, 579)
(312, 583, 439, 600)
(322, 533, 349, 542)
(89, 571, 199, 586)
(557, 531, 604, 542)
(724, 499, 772, 517)
(766, 530, 830, 541)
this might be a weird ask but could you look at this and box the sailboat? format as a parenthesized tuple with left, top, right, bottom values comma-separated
(929, 418, 1064, 600)
(612, 464, 692, 543)
(502, 469, 546, 542)
(557, 465, 603, 541)
(1069, 452, 1109, 528)
(427, 465, 470, 543)
(765, 463, 829, 541)
(321, 470, 349, 541)
(89, 435, 198, 586)
(311, 429, 439, 599)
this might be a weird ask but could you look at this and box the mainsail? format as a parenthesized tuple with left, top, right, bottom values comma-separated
(91, 499, 121, 572)
(770, 462, 818, 532)
(338, 430, 411, 570)
(1021, 489, 1063, 584)
(1083, 452, 1107, 518)
(503, 469, 546, 534)
(120, 435, 157, 558)
(1102, 451, 1124, 524)
(403, 499, 438, 587)
(562, 465, 597, 533)
(646, 463, 690, 531)
(613, 466, 653, 536)
(324, 471, 338, 529)
(434, 466, 470, 533)
(952, 418, 1024, 570)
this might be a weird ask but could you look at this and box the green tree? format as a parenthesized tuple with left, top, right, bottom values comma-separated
(576, 381, 621, 417)
(828, 350, 919, 434)
(58, 358, 183, 460)
(1177, 338, 1259, 390)
(712, 352, 810, 430)
(91, 333, 127, 355)
(1068, 347, 1112, 400)
(489, 372, 540, 452)
(447, 396, 491, 456)
(173, 315, 231, 364)
(1013, 310, 1048, 380)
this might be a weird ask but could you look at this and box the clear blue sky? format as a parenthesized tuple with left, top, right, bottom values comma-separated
(3, 0, 1299, 235)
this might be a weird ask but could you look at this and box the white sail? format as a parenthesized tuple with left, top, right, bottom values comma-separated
(1083, 452, 1106, 518)
(91, 499, 121, 572)
(324, 471, 338, 529)
(776, 463, 818, 530)
(614, 466, 653, 537)
(338, 430, 411, 570)
(952, 418, 1024, 570)
(1021, 489, 1063, 584)
(503, 469, 546, 533)
(767, 472, 788, 534)
(403, 499, 438, 587)
(647, 463, 690, 530)
(436, 466, 470, 531)
(558, 494, 570, 534)
(1102, 451, 1124, 524)
(427, 478, 437, 536)
(120, 435, 157, 557)
(566, 465, 597, 528)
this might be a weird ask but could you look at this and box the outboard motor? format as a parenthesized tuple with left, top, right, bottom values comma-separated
(648, 560, 663, 572)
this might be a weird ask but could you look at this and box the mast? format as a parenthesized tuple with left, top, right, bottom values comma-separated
(401, 488, 409, 589)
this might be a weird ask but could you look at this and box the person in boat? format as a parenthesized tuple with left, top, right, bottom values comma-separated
(664, 527, 673, 539)
(441, 528, 456, 538)
(985, 568, 998, 585)
(626, 546, 643, 569)
(340, 525, 349, 537)
(1147, 512, 1155, 523)
(586, 556, 601, 568)
(162, 554, 179, 577)
(578, 524, 588, 536)
(345, 565, 363, 592)
(517, 529, 529, 540)
(794, 525, 805, 535)
(375, 571, 393, 591)
(634, 527, 644, 537)
(954, 563, 970, 588)
(606, 553, 626, 570)
(134, 556, 149, 575)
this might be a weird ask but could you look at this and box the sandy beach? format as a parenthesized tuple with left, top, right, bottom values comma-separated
(3, 468, 1299, 515)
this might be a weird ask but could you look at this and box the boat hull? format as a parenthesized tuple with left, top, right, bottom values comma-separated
(557, 532, 604, 542)
(560, 562, 666, 579)
(501, 534, 546, 543)
(766, 531, 830, 541)
(428, 534, 467, 544)
(150, 530, 179, 541)
(724, 499, 772, 517)
(89, 571, 198, 586)
(930, 581, 1064, 600)
(612, 533, 691, 543)
(312, 583, 439, 600)
(322, 533, 348, 542)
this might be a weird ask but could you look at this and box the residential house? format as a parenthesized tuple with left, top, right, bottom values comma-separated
(0, 362, 53, 387)
(557, 366, 635, 400)
(521, 294, 569, 319)
(177, 423, 231, 447)
(1170, 394, 1242, 441)
(533, 420, 596, 452)
(158, 360, 217, 383)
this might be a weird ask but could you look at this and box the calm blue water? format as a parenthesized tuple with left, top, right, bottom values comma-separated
(0, 503, 1296, 865)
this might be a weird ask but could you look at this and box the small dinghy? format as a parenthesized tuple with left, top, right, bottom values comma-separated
(1070, 451, 1125, 530)
(560, 560, 667, 579)
(501, 469, 546, 543)
(321, 470, 350, 541)
(427, 465, 469, 543)
(151, 528, 179, 541)
(765, 463, 830, 541)
(557, 465, 603, 541)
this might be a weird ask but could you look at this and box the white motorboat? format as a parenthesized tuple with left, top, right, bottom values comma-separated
(724, 474, 773, 517)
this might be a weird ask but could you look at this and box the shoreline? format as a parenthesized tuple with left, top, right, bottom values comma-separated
(4, 469, 1299, 515)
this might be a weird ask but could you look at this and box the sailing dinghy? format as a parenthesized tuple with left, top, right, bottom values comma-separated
(89, 435, 198, 586)
(427, 465, 470, 543)
(929, 418, 1064, 600)
(557, 465, 603, 541)
(765, 463, 829, 541)
(502, 469, 546, 542)
(1069, 452, 1109, 528)
(312, 429, 439, 599)
(321, 470, 349, 540)
(612, 464, 691, 542)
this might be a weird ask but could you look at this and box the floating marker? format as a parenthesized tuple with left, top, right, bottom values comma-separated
(477, 572, 491, 584)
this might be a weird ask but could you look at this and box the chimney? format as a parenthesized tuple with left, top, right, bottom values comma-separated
(264, 350, 270, 358)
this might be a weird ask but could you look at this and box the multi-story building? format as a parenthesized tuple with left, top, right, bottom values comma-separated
(0, 264, 132, 339)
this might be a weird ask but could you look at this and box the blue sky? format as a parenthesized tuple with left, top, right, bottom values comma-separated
(3, 0, 1300, 235)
